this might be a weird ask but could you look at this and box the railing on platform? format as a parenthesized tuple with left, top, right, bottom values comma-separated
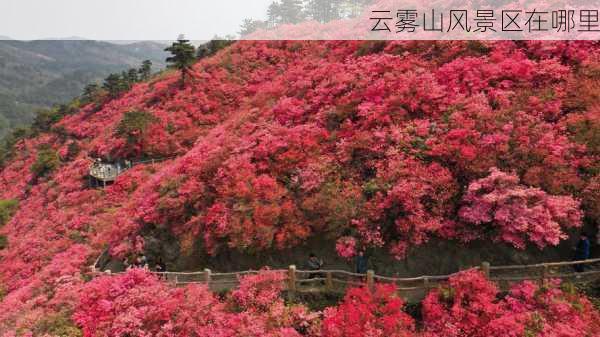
(88, 156, 178, 185)
(91, 257, 600, 302)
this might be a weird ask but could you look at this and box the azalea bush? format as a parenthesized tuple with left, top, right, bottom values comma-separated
(322, 283, 415, 337)
(71, 269, 600, 337)
(75, 269, 319, 337)
(422, 270, 600, 337)
(458, 168, 583, 249)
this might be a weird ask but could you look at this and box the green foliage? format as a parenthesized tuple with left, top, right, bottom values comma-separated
(355, 41, 387, 57)
(138, 60, 153, 81)
(306, 0, 342, 23)
(239, 19, 267, 36)
(31, 105, 74, 134)
(124, 68, 139, 84)
(33, 311, 82, 337)
(0, 126, 32, 166)
(81, 83, 101, 103)
(197, 38, 234, 59)
(524, 312, 544, 337)
(102, 73, 129, 98)
(438, 286, 456, 305)
(165, 36, 196, 87)
(465, 40, 492, 55)
(0, 235, 6, 250)
(31, 146, 60, 178)
(278, 0, 305, 24)
(0, 199, 18, 227)
(116, 110, 158, 144)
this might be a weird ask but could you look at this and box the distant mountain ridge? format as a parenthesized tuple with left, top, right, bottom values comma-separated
(0, 39, 168, 137)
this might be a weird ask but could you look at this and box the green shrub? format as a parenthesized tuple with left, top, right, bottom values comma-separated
(355, 41, 387, 57)
(0, 199, 18, 226)
(34, 311, 82, 337)
(31, 146, 60, 178)
(116, 110, 158, 144)
(0, 235, 6, 250)
(196, 38, 234, 59)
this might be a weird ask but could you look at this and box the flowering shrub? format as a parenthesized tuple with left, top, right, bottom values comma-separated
(459, 168, 582, 249)
(335, 236, 357, 259)
(75, 269, 319, 337)
(422, 270, 600, 337)
(322, 284, 415, 337)
(228, 270, 287, 313)
(75, 269, 221, 337)
(422, 270, 501, 337)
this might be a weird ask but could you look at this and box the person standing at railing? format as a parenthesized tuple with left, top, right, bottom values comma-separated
(307, 253, 324, 279)
(574, 232, 591, 272)
(356, 250, 368, 274)
(155, 257, 167, 273)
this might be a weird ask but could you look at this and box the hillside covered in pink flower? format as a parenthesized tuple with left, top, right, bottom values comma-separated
(0, 40, 599, 335)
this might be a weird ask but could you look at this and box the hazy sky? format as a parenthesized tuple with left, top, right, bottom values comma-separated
(0, 0, 273, 40)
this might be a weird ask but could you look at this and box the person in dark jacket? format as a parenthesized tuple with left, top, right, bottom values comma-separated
(356, 250, 368, 274)
(155, 257, 167, 273)
(574, 232, 591, 272)
(307, 253, 323, 279)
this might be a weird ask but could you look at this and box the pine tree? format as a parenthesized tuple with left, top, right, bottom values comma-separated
(164, 35, 196, 88)
(102, 73, 127, 98)
(81, 83, 100, 103)
(279, 0, 305, 24)
(125, 68, 139, 84)
(306, 0, 340, 22)
(267, 1, 282, 26)
(239, 19, 266, 36)
(138, 60, 153, 81)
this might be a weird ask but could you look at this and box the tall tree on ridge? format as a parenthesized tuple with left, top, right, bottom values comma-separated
(138, 60, 153, 81)
(306, 0, 341, 23)
(165, 35, 196, 88)
(279, 0, 305, 24)
(267, 2, 282, 27)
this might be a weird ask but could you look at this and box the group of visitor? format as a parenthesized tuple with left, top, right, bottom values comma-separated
(123, 255, 167, 273)
(123, 254, 149, 270)
(305, 250, 369, 278)
(115, 232, 593, 278)
(304, 231, 594, 276)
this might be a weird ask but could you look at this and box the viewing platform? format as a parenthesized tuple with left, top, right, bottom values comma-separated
(88, 156, 176, 187)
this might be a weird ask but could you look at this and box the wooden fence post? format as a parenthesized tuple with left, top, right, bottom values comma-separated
(541, 264, 549, 287)
(288, 265, 297, 301)
(481, 261, 490, 278)
(325, 271, 333, 291)
(423, 276, 429, 289)
(367, 270, 375, 292)
(204, 268, 212, 286)
(174, 274, 179, 286)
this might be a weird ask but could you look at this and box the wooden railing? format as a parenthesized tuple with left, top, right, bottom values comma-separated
(92, 257, 600, 302)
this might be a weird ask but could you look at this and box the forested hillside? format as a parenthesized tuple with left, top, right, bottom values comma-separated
(0, 39, 167, 137)
(0, 40, 599, 335)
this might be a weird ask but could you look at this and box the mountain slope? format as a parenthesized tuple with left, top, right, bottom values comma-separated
(0, 39, 167, 137)
(0, 40, 599, 334)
